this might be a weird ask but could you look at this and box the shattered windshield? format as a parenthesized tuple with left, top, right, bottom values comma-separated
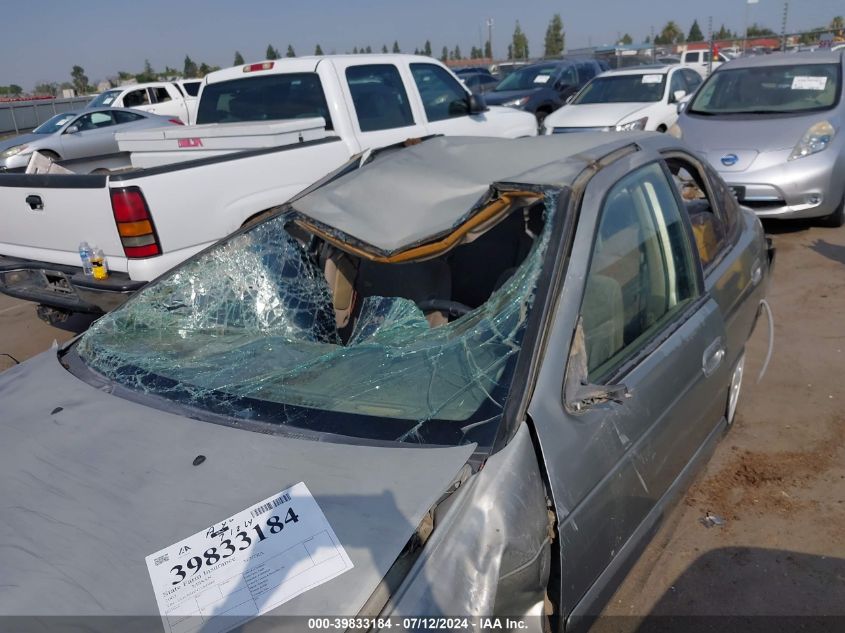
(76, 193, 556, 447)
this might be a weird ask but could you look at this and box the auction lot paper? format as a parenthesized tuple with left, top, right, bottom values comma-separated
(145, 482, 353, 633)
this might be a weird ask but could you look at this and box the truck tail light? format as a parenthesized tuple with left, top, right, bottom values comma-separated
(168, 118, 185, 125)
(244, 62, 274, 73)
(110, 187, 162, 258)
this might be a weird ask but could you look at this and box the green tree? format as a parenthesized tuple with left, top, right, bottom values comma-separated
(198, 62, 220, 76)
(715, 24, 733, 40)
(234, 51, 245, 65)
(136, 59, 157, 83)
(286, 44, 296, 57)
(9, 84, 22, 96)
(365, 45, 372, 53)
(266, 44, 279, 60)
(507, 43, 513, 60)
(512, 21, 529, 59)
(544, 14, 565, 56)
(484, 40, 492, 59)
(315, 44, 324, 55)
(392, 40, 400, 53)
(454, 44, 462, 60)
(659, 21, 682, 45)
(441, 46, 448, 62)
(382, 44, 388, 53)
(352, 46, 359, 54)
(70, 65, 89, 94)
(183, 55, 198, 78)
(644, 35, 651, 44)
(619, 33, 633, 45)
(687, 19, 704, 42)
(746, 23, 775, 37)
(424, 40, 432, 56)
(830, 16, 844, 35)
(34, 82, 58, 96)
(414, 48, 420, 55)
(117, 71, 134, 82)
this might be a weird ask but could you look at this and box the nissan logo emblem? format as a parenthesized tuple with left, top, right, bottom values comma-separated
(721, 153, 739, 167)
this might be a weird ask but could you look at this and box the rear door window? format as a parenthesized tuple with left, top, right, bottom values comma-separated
(575, 61, 598, 83)
(346, 64, 415, 131)
(151, 87, 172, 103)
(682, 69, 703, 92)
(409, 63, 470, 122)
(113, 110, 145, 124)
(123, 88, 150, 107)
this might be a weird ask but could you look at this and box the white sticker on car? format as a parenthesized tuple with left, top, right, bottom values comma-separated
(791, 76, 827, 90)
(642, 74, 663, 84)
(534, 74, 551, 84)
(145, 482, 353, 633)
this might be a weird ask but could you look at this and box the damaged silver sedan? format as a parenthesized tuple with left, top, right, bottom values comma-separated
(0, 134, 772, 632)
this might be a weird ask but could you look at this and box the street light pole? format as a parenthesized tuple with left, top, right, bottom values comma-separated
(487, 18, 494, 62)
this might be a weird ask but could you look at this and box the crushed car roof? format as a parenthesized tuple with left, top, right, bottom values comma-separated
(293, 134, 643, 253)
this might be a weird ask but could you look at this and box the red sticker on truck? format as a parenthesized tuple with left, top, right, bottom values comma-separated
(178, 138, 203, 148)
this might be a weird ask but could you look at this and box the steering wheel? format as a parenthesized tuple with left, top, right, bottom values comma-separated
(415, 299, 473, 318)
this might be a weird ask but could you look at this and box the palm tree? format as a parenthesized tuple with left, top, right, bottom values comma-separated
(660, 21, 682, 45)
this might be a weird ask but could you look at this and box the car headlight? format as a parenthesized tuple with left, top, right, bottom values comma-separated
(788, 121, 835, 161)
(0, 144, 28, 159)
(615, 117, 648, 132)
(501, 96, 530, 108)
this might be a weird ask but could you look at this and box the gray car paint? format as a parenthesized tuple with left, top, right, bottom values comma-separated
(0, 133, 770, 629)
(0, 351, 474, 620)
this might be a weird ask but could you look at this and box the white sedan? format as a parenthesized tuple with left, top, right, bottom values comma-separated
(542, 65, 703, 134)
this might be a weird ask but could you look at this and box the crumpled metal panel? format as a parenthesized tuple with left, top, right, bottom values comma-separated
(386, 422, 550, 630)
(77, 197, 555, 442)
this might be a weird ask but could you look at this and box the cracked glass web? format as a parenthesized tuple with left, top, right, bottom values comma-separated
(77, 193, 556, 444)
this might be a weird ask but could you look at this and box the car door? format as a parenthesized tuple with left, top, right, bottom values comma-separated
(528, 153, 729, 625)
(60, 111, 118, 158)
(334, 60, 427, 150)
(149, 85, 187, 122)
(407, 62, 487, 137)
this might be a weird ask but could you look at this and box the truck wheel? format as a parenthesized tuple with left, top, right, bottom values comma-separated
(818, 195, 845, 228)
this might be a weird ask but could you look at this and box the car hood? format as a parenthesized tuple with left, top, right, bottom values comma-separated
(0, 133, 42, 153)
(484, 88, 543, 104)
(0, 351, 474, 620)
(679, 112, 823, 170)
(547, 102, 653, 128)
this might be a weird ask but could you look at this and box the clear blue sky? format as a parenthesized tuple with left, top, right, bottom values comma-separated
(2, 0, 842, 88)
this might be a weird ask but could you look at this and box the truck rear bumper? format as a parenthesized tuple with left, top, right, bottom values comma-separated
(0, 256, 146, 313)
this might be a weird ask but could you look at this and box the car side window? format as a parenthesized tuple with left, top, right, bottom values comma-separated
(685, 52, 699, 63)
(665, 156, 732, 269)
(346, 64, 415, 132)
(669, 71, 687, 97)
(113, 110, 144, 124)
(581, 162, 699, 380)
(682, 69, 702, 92)
(410, 63, 470, 122)
(557, 64, 578, 88)
(123, 89, 150, 107)
(151, 87, 171, 103)
(73, 111, 114, 131)
(575, 61, 598, 83)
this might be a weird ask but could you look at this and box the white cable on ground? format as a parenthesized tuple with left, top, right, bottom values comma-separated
(757, 299, 774, 383)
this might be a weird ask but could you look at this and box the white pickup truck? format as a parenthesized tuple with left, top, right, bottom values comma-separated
(87, 81, 199, 124)
(0, 55, 537, 321)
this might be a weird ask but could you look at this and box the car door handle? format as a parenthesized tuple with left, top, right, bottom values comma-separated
(25, 195, 43, 210)
(702, 339, 725, 378)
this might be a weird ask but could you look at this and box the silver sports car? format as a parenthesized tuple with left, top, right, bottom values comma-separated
(0, 107, 181, 171)
(0, 134, 772, 632)
(676, 50, 845, 226)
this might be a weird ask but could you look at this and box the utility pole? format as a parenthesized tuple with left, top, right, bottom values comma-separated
(708, 16, 714, 75)
(651, 25, 655, 62)
(781, 1, 789, 51)
(486, 18, 494, 61)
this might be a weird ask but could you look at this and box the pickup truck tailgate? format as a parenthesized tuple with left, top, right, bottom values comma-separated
(0, 175, 126, 271)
